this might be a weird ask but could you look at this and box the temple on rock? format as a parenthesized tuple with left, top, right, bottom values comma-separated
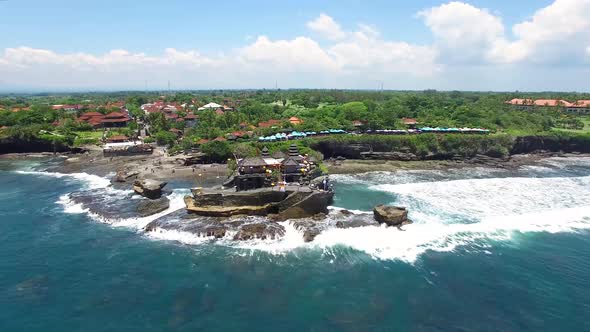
(234, 144, 317, 191)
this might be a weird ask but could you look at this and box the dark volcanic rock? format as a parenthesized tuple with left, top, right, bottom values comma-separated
(136, 197, 170, 217)
(112, 170, 139, 183)
(335, 218, 378, 229)
(373, 205, 409, 226)
(133, 179, 167, 199)
(203, 225, 227, 238)
(360, 151, 419, 161)
(337, 209, 353, 217)
(303, 229, 321, 242)
(233, 222, 286, 241)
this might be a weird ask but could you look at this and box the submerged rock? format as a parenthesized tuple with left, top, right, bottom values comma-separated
(335, 218, 378, 229)
(373, 205, 410, 226)
(136, 197, 170, 217)
(133, 179, 167, 199)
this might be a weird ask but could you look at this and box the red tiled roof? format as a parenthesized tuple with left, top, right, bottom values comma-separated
(88, 118, 103, 126)
(80, 111, 104, 118)
(533, 99, 572, 107)
(506, 98, 534, 105)
(215, 109, 225, 115)
(101, 117, 130, 123)
(196, 138, 209, 145)
(213, 136, 227, 142)
(232, 131, 246, 137)
(258, 119, 282, 128)
(571, 100, 590, 107)
(402, 117, 418, 125)
(184, 113, 198, 120)
(104, 111, 127, 119)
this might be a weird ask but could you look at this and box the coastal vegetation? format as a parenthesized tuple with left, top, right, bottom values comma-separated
(1, 90, 589, 158)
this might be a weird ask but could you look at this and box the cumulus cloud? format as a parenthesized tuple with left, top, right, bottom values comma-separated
(2, 0, 590, 91)
(0, 16, 441, 89)
(420, 0, 590, 65)
(237, 36, 338, 71)
(306, 13, 347, 40)
(500, 0, 590, 64)
(419, 1, 505, 63)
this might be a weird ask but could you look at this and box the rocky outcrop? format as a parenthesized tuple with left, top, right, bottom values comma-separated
(233, 222, 286, 241)
(184, 195, 272, 217)
(185, 187, 334, 220)
(133, 179, 167, 199)
(0, 137, 72, 154)
(511, 135, 590, 154)
(360, 151, 420, 161)
(112, 170, 139, 183)
(373, 205, 411, 227)
(137, 197, 170, 217)
(311, 142, 372, 159)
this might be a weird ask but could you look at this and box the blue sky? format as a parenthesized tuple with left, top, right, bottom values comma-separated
(0, 0, 588, 91)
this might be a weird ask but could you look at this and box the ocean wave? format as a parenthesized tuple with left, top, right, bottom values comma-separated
(370, 175, 590, 221)
(16, 170, 112, 190)
(57, 190, 188, 230)
(45, 156, 590, 264)
(307, 205, 590, 262)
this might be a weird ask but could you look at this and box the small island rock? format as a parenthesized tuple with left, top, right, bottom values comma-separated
(373, 205, 409, 226)
(133, 179, 167, 199)
(136, 197, 170, 217)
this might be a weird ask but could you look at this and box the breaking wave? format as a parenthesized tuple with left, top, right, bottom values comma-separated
(32, 157, 590, 263)
(16, 170, 112, 190)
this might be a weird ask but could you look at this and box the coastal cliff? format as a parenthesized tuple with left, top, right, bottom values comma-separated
(310, 134, 590, 161)
(0, 137, 74, 154)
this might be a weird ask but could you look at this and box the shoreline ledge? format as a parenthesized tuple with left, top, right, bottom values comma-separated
(184, 186, 334, 220)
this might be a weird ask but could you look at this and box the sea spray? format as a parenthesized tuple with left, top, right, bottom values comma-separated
(16, 170, 112, 190)
(41, 157, 590, 263)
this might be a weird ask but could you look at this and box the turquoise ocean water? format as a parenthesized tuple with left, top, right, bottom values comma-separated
(1, 157, 589, 331)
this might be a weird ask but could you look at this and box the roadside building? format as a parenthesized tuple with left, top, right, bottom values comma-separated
(402, 117, 419, 129)
(566, 100, 590, 114)
(184, 113, 198, 127)
(101, 111, 131, 128)
(106, 135, 129, 143)
(198, 102, 222, 111)
(289, 117, 303, 126)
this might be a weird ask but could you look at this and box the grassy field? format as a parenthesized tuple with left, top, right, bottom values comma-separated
(73, 131, 103, 146)
(553, 117, 590, 134)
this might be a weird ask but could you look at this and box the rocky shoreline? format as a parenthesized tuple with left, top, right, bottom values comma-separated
(7, 148, 589, 244)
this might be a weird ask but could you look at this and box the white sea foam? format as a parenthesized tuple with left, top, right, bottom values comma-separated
(44, 158, 590, 263)
(74, 190, 188, 230)
(229, 171, 590, 262)
(57, 194, 89, 214)
(308, 205, 590, 262)
(145, 227, 214, 245)
(16, 170, 111, 190)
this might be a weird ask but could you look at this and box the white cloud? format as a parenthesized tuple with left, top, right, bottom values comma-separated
(306, 14, 347, 40)
(2, 1, 590, 91)
(237, 36, 338, 71)
(418, 1, 505, 63)
(500, 0, 590, 64)
(419, 0, 590, 65)
(329, 37, 439, 76)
